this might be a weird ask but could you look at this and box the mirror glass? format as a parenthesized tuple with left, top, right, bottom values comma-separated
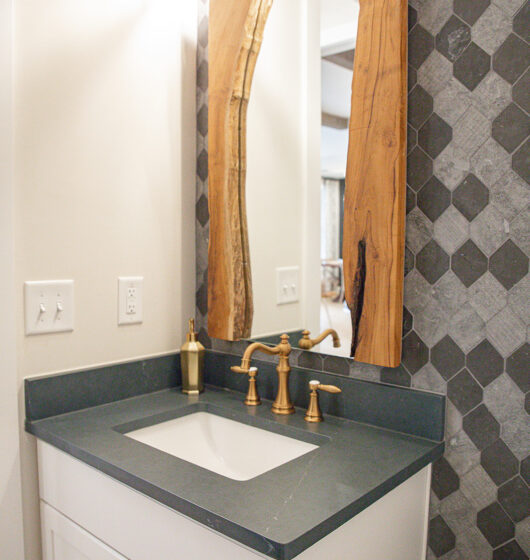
(244, 0, 359, 357)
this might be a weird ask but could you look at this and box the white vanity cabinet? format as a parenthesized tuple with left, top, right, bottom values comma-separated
(38, 441, 431, 560)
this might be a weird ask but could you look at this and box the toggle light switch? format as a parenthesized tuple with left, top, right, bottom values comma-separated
(24, 280, 74, 335)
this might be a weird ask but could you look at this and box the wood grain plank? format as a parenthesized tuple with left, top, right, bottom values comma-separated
(343, 0, 408, 367)
(208, 0, 273, 340)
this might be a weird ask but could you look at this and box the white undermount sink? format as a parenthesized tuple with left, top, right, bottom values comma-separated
(125, 412, 318, 481)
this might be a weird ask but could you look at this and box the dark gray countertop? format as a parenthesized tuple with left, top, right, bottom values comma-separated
(27, 384, 444, 559)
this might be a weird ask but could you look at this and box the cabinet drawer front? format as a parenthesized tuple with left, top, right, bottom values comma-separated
(41, 502, 127, 560)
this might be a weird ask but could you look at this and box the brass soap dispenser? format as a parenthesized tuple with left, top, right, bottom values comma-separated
(180, 318, 204, 394)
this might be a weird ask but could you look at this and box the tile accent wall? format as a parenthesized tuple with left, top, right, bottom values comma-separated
(195, 0, 530, 557)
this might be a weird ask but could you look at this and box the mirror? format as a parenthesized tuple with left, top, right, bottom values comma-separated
(245, 0, 359, 357)
(208, 0, 407, 367)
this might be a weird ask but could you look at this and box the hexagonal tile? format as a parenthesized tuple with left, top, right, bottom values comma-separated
(452, 240, 488, 287)
(468, 272, 508, 322)
(434, 206, 469, 255)
(411, 363, 446, 392)
(409, 24, 435, 70)
(454, 42, 491, 91)
(452, 174, 489, 221)
(197, 60, 208, 92)
(380, 364, 411, 387)
(408, 85, 433, 129)
(434, 146, 472, 190)
(493, 0, 528, 17)
(470, 205, 508, 256)
(454, 0, 490, 25)
(484, 373, 525, 426)
(197, 104, 208, 137)
(471, 137, 511, 187)
(197, 149, 208, 182)
(477, 502, 515, 547)
(198, 16, 208, 48)
(406, 207, 433, 253)
(490, 171, 530, 221)
(428, 515, 456, 557)
(446, 428, 481, 476)
(196, 194, 209, 227)
(481, 438, 519, 485)
(418, 113, 453, 159)
(506, 343, 530, 393)
(472, 4, 512, 55)
(513, 68, 530, 114)
(492, 103, 530, 154)
(513, 0, 530, 42)
(492, 33, 530, 85)
(434, 78, 472, 126)
(448, 303, 487, 353)
(436, 15, 471, 62)
(472, 71, 512, 120)
(502, 405, 530, 460)
(431, 335, 465, 380)
(493, 540, 527, 560)
(417, 51, 454, 97)
(407, 147, 433, 191)
(490, 239, 529, 290)
(416, 0, 452, 35)
(467, 339, 504, 387)
(463, 404, 500, 450)
(417, 176, 451, 221)
(432, 457, 460, 500)
(417, 240, 450, 284)
(448, 369, 483, 415)
(512, 138, 530, 184)
(460, 464, 498, 510)
(487, 306, 526, 357)
(452, 105, 490, 158)
(401, 330, 429, 374)
(498, 476, 530, 523)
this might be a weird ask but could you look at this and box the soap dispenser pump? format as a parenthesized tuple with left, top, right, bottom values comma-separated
(180, 318, 204, 394)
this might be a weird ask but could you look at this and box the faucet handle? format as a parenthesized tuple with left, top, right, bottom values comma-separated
(231, 365, 261, 406)
(243, 367, 261, 406)
(304, 380, 341, 422)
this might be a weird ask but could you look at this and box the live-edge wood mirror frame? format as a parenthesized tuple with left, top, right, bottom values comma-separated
(208, 0, 408, 368)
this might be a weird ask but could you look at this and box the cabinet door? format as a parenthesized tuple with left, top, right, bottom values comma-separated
(41, 502, 128, 560)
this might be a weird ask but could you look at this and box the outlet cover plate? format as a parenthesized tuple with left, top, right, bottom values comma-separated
(24, 280, 74, 335)
(118, 277, 143, 325)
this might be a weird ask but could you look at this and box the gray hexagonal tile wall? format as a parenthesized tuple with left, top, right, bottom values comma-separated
(195, 1, 530, 557)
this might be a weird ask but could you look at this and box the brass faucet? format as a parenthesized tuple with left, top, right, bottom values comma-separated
(231, 334, 295, 415)
(298, 329, 340, 350)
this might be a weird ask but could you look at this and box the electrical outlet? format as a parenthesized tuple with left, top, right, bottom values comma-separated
(118, 277, 143, 325)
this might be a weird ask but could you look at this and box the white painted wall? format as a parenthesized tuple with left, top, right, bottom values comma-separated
(247, 0, 321, 338)
(11, 1, 197, 557)
(0, 1, 25, 558)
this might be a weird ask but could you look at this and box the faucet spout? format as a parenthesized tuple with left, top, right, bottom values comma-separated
(298, 329, 341, 350)
(231, 334, 294, 415)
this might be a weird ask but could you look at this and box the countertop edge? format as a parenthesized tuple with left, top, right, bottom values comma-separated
(26, 419, 444, 560)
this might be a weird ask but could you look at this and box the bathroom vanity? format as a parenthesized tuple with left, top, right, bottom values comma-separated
(26, 355, 445, 560)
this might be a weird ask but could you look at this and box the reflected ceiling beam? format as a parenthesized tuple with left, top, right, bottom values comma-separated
(322, 112, 349, 130)
(322, 49, 355, 70)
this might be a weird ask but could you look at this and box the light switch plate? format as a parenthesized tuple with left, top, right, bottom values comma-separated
(24, 280, 74, 335)
(276, 266, 300, 305)
(118, 277, 143, 325)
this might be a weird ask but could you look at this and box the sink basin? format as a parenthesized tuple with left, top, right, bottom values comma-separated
(125, 412, 318, 481)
